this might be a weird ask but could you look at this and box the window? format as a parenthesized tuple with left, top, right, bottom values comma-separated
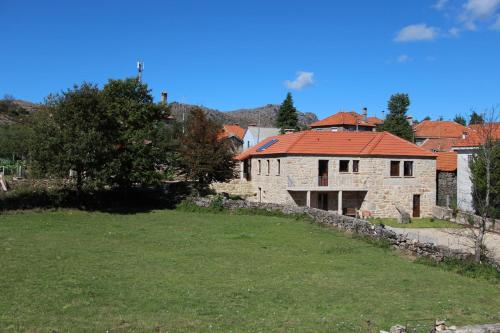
(339, 160, 349, 173)
(277, 159, 281, 175)
(266, 160, 270, 175)
(404, 161, 413, 177)
(258, 160, 261, 174)
(390, 161, 400, 177)
(247, 141, 250, 148)
(353, 160, 359, 173)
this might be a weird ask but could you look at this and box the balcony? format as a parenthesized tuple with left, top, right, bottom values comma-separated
(287, 175, 366, 191)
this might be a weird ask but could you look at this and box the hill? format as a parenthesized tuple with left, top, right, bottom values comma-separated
(0, 99, 40, 125)
(169, 102, 318, 128)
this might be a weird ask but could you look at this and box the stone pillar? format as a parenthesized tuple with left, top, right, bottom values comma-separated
(306, 191, 311, 207)
(240, 161, 244, 181)
(338, 190, 343, 215)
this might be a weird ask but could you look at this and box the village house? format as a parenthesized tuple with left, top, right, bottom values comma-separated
(242, 126, 280, 149)
(309, 108, 383, 132)
(452, 122, 500, 212)
(233, 130, 436, 218)
(218, 124, 246, 153)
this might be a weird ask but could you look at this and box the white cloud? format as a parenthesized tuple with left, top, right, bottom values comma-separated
(394, 23, 439, 42)
(463, 0, 500, 18)
(284, 71, 314, 90)
(433, 0, 449, 10)
(397, 54, 411, 63)
(461, 0, 500, 29)
(448, 27, 461, 36)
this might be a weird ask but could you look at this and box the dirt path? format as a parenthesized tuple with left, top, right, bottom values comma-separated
(387, 226, 500, 261)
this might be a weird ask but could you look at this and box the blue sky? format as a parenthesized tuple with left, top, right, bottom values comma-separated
(1, 0, 499, 121)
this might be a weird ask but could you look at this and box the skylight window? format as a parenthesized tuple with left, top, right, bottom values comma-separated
(256, 139, 279, 152)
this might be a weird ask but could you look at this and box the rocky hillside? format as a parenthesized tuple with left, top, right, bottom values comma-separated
(169, 102, 318, 128)
(0, 99, 40, 125)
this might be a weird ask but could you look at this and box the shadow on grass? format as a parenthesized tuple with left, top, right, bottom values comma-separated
(0, 182, 193, 215)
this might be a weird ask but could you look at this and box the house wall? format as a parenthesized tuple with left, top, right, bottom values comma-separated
(436, 171, 457, 207)
(244, 155, 436, 218)
(455, 148, 475, 212)
(242, 131, 256, 150)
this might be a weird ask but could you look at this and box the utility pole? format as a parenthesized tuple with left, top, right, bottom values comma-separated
(137, 61, 144, 82)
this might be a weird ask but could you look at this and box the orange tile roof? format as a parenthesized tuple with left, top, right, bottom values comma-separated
(453, 122, 500, 148)
(420, 138, 460, 152)
(436, 152, 457, 172)
(414, 120, 467, 138)
(235, 130, 436, 160)
(310, 111, 377, 128)
(218, 124, 246, 141)
(367, 116, 384, 125)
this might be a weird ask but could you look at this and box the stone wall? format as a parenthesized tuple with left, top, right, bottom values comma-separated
(433, 206, 500, 232)
(189, 197, 500, 270)
(210, 179, 254, 198)
(437, 171, 457, 207)
(240, 155, 436, 218)
(382, 322, 500, 333)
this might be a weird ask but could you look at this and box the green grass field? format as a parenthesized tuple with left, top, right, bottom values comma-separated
(0, 209, 498, 332)
(369, 217, 463, 229)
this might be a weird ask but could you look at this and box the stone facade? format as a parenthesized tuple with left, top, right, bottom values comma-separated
(455, 147, 475, 212)
(233, 155, 436, 218)
(436, 171, 457, 207)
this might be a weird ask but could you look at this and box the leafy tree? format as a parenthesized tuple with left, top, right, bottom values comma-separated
(469, 111, 484, 125)
(30, 84, 110, 194)
(378, 93, 413, 141)
(0, 123, 31, 160)
(179, 107, 235, 193)
(276, 92, 299, 133)
(101, 78, 168, 189)
(454, 114, 466, 126)
(422, 116, 431, 121)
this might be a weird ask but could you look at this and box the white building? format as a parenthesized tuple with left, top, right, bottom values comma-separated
(242, 126, 280, 150)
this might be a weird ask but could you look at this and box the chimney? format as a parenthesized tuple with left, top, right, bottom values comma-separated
(406, 116, 413, 126)
(462, 131, 468, 139)
(362, 107, 368, 122)
(382, 110, 385, 119)
(161, 91, 168, 104)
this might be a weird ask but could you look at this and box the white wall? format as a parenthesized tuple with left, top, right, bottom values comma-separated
(455, 148, 475, 212)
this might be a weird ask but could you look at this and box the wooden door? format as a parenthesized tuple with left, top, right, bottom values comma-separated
(413, 194, 420, 218)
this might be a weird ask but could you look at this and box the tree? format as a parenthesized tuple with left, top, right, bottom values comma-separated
(276, 92, 299, 133)
(30, 83, 110, 194)
(101, 78, 168, 189)
(378, 93, 413, 141)
(469, 111, 484, 125)
(0, 123, 31, 160)
(468, 108, 499, 262)
(179, 108, 235, 193)
(422, 116, 431, 121)
(454, 114, 466, 126)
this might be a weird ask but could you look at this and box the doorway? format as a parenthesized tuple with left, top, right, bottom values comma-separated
(413, 194, 420, 218)
(318, 160, 328, 186)
(318, 193, 328, 210)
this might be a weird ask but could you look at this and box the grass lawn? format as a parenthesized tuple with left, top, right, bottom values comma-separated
(0, 209, 498, 332)
(369, 217, 463, 229)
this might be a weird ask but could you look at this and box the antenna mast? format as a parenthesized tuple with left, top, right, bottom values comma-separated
(137, 61, 144, 82)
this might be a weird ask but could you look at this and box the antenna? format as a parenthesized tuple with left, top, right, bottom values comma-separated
(137, 61, 144, 82)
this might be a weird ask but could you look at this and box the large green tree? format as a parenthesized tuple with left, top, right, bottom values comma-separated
(101, 78, 169, 189)
(378, 93, 413, 141)
(30, 84, 110, 193)
(179, 108, 235, 193)
(454, 114, 467, 126)
(276, 92, 299, 133)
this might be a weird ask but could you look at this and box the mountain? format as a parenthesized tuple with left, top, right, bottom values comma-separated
(169, 102, 318, 128)
(0, 99, 40, 125)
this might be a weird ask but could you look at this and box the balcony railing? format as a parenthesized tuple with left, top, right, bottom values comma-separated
(318, 175, 328, 186)
(287, 175, 357, 189)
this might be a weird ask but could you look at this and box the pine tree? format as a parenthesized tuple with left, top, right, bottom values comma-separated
(378, 93, 413, 141)
(469, 111, 484, 125)
(276, 92, 299, 133)
(454, 114, 466, 126)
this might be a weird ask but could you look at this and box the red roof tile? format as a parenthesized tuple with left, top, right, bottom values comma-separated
(235, 131, 436, 160)
(310, 111, 377, 128)
(420, 138, 460, 152)
(436, 152, 457, 172)
(414, 120, 467, 139)
(218, 124, 246, 141)
(453, 122, 500, 148)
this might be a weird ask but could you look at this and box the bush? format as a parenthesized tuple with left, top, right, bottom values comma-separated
(415, 257, 499, 283)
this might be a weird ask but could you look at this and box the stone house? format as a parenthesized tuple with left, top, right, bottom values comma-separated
(413, 120, 466, 148)
(234, 130, 437, 218)
(242, 126, 280, 150)
(309, 108, 383, 132)
(218, 124, 246, 153)
(435, 152, 457, 207)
